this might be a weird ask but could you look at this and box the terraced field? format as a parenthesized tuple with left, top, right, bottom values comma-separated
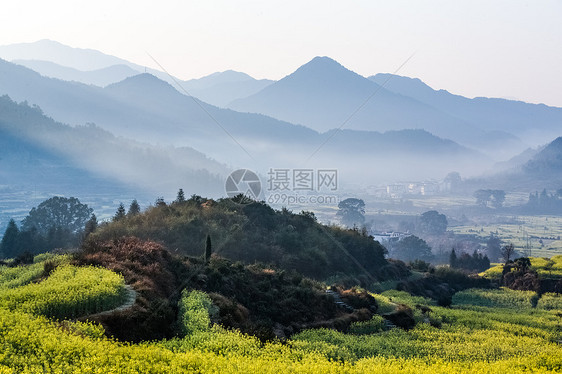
(0, 255, 561, 373)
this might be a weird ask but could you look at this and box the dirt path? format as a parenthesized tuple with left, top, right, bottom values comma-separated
(82, 285, 137, 319)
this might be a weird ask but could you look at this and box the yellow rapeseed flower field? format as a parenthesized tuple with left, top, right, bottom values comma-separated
(0, 257, 561, 373)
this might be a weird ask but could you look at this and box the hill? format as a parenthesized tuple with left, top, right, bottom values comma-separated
(465, 136, 562, 192)
(12, 59, 140, 87)
(523, 137, 562, 175)
(90, 196, 402, 284)
(0, 94, 229, 235)
(76, 237, 379, 341)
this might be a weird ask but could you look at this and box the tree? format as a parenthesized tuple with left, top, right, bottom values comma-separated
(17, 227, 40, 255)
(419, 210, 448, 235)
(452, 250, 490, 272)
(84, 214, 98, 238)
(444, 172, 462, 192)
(128, 200, 141, 216)
(490, 190, 506, 209)
(205, 234, 212, 263)
(176, 189, 186, 204)
(474, 189, 492, 208)
(155, 197, 166, 207)
(114, 203, 126, 221)
(22, 196, 93, 234)
(390, 235, 434, 262)
(449, 248, 457, 268)
(486, 235, 502, 262)
(337, 198, 365, 227)
(502, 243, 515, 263)
(0, 219, 20, 259)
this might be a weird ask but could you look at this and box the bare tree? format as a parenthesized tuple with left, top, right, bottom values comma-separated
(502, 243, 515, 263)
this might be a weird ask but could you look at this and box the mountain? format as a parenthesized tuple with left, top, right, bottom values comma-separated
(1, 40, 271, 105)
(229, 56, 485, 145)
(0, 94, 233, 237)
(0, 39, 176, 85)
(0, 58, 488, 184)
(369, 73, 562, 147)
(492, 147, 540, 173)
(0, 58, 319, 168)
(469, 137, 562, 191)
(182, 70, 273, 107)
(12, 59, 140, 87)
(183, 70, 260, 91)
(0, 94, 228, 198)
(0, 40, 132, 71)
(523, 137, 562, 175)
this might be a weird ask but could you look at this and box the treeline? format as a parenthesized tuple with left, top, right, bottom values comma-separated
(522, 189, 562, 214)
(473, 189, 506, 209)
(1, 197, 95, 259)
(91, 193, 397, 284)
(449, 249, 490, 272)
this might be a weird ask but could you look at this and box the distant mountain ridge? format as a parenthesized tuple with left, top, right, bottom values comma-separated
(3, 40, 559, 162)
(1, 40, 273, 106)
(229, 56, 494, 150)
(182, 70, 273, 107)
(0, 94, 228, 195)
(369, 73, 562, 146)
(12, 59, 140, 87)
(524, 137, 562, 174)
(0, 39, 131, 71)
(471, 137, 562, 191)
(0, 58, 485, 183)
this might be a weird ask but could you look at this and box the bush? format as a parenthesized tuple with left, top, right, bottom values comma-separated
(409, 260, 432, 273)
(349, 315, 386, 335)
(177, 290, 218, 336)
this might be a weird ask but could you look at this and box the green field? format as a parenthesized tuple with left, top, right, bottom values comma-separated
(451, 215, 562, 257)
(482, 255, 562, 280)
(1, 256, 561, 373)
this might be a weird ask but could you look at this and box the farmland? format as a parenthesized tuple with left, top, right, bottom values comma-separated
(0, 255, 561, 373)
(451, 215, 562, 257)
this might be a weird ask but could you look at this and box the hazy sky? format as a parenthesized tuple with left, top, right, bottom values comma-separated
(1, 0, 561, 106)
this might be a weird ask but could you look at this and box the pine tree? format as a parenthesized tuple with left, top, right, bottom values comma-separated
(114, 203, 126, 221)
(449, 248, 457, 268)
(205, 234, 212, 263)
(128, 200, 141, 216)
(176, 189, 186, 204)
(1, 219, 20, 259)
(84, 214, 98, 237)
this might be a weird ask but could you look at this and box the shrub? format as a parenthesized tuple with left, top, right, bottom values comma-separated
(177, 290, 218, 336)
(349, 315, 386, 335)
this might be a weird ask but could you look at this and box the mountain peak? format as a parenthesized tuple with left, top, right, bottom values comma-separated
(296, 56, 347, 73)
(105, 73, 179, 96)
(275, 55, 370, 92)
